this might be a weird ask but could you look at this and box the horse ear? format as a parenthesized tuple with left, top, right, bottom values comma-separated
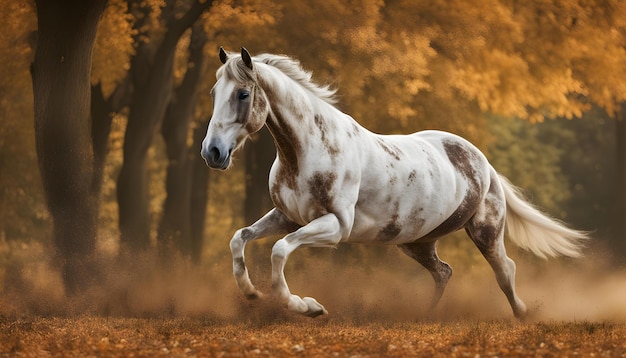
(241, 47, 253, 70)
(219, 47, 228, 64)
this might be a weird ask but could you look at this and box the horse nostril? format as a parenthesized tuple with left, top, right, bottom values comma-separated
(209, 146, 221, 163)
(202, 141, 230, 169)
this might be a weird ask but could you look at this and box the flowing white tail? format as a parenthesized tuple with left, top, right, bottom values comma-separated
(500, 174, 589, 259)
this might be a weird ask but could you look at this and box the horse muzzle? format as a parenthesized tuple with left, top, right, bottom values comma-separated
(201, 140, 232, 170)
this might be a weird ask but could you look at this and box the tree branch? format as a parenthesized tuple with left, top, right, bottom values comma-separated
(168, 0, 213, 41)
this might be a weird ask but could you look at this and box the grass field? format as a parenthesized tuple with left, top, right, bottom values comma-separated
(2, 315, 626, 357)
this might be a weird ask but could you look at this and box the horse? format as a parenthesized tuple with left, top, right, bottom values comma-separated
(201, 47, 588, 319)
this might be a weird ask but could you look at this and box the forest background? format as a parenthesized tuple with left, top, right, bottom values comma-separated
(1, 0, 626, 319)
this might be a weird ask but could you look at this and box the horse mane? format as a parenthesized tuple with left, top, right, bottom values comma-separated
(218, 52, 338, 105)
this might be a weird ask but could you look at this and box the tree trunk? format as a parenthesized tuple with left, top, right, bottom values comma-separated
(244, 128, 276, 225)
(116, 49, 175, 250)
(91, 78, 131, 198)
(158, 23, 207, 257)
(117, 0, 211, 251)
(90, 83, 113, 198)
(31, 0, 107, 293)
(615, 102, 626, 259)
(189, 122, 210, 263)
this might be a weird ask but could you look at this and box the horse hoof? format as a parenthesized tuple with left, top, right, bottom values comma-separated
(304, 308, 328, 318)
(302, 297, 328, 318)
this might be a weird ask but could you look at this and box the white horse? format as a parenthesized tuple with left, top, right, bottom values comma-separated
(201, 48, 588, 318)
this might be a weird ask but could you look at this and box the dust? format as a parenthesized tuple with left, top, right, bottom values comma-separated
(0, 239, 240, 319)
(1, 237, 625, 322)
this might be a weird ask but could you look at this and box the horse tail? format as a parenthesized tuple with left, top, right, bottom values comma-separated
(498, 174, 589, 259)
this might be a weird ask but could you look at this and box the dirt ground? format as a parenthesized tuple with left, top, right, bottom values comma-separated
(2, 314, 626, 357)
(3, 241, 626, 356)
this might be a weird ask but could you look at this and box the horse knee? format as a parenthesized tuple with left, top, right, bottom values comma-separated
(271, 239, 291, 263)
(229, 235, 243, 255)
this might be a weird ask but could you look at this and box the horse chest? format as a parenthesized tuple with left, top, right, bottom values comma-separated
(269, 167, 345, 226)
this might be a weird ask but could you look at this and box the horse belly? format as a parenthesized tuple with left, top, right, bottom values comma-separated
(347, 167, 461, 245)
(348, 202, 456, 244)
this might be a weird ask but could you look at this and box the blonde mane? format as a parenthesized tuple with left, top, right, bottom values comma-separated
(218, 52, 338, 105)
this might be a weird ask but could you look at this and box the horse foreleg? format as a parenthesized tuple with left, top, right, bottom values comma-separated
(230, 208, 300, 299)
(271, 213, 342, 317)
(398, 241, 452, 312)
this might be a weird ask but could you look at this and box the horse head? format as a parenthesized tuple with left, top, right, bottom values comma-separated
(201, 47, 270, 169)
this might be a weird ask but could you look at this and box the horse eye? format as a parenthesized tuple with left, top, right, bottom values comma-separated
(238, 90, 250, 100)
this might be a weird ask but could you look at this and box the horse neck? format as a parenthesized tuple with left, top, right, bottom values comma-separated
(259, 69, 324, 173)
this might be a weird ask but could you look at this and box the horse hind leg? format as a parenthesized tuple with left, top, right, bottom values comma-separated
(398, 241, 452, 312)
(466, 187, 528, 319)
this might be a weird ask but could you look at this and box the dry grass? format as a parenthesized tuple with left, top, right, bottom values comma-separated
(2, 316, 626, 357)
(3, 239, 626, 356)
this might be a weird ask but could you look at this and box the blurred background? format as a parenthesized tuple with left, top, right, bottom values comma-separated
(1, 0, 625, 320)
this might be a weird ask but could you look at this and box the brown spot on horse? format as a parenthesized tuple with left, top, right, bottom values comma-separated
(314, 114, 340, 156)
(421, 141, 483, 240)
(308, 171, 337, 214)
(377, 138, 402, 161)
